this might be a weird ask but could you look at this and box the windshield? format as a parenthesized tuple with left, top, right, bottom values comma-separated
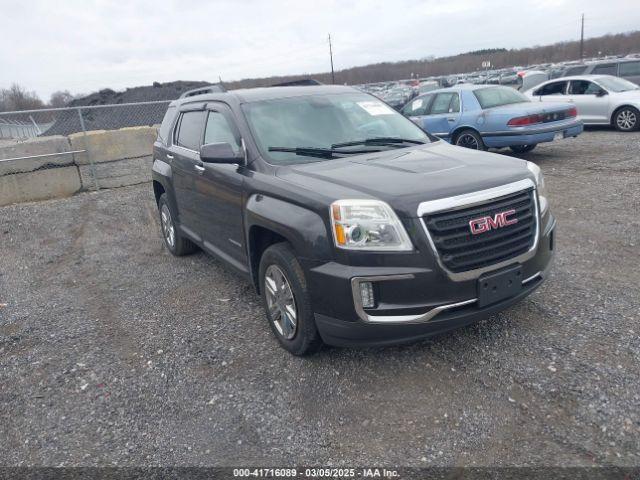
(474, 87, 530, 109)
(242, 92, 431, 164)
(596, 76, 639, 92)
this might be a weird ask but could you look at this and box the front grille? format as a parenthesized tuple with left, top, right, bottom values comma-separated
(422, 188, 537, 273)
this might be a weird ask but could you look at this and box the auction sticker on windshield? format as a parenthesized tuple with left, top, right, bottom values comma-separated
(357, 101, 395, 116)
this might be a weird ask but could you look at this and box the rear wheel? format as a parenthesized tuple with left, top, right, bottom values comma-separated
(454, 129, 485, 150)
(613, 106, 639, 132)
(510, 144, 537, 153)
(158, 193, 198, 256)
(259, 242, 322, 356)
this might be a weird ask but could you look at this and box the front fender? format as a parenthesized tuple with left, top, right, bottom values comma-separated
(244, 194, 332, 261)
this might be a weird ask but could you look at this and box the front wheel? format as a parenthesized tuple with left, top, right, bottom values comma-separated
(454, 129, 485, 150)
(510, 144, 537, 153)
(613, 107, 639, 132)
(259, 243, 323, 356)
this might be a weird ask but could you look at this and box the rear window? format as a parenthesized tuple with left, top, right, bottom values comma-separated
(564, 66, 587, 76)
(175, 111, 206, 151)
(473, 87, 529, 109)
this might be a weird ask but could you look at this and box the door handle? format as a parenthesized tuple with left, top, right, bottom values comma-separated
(447, 118, 456, 122)
(194, 164, 205, 174)
(166, 154, 174, 160)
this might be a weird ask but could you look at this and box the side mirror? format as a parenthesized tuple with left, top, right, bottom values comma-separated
(200, 142, 241, 164)
(596, 89, 608, 97)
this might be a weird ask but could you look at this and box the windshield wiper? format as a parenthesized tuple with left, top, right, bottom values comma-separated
(268, 146, 377, 159)
(331, 137, 426, 149)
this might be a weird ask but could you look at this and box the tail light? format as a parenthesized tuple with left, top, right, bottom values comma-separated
(567, 106, 577, 117)
(507, 114, 543, 126)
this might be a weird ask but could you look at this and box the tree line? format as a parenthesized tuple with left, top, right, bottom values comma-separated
(2, 30, 639, 112)
(0, 85, 74, 112)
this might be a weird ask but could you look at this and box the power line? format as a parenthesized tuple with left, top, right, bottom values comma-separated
(580, 13, 585, 60)
(328, 34, 335, 84)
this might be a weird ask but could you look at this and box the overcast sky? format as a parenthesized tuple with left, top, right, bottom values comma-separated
(1, 0, 639, 99)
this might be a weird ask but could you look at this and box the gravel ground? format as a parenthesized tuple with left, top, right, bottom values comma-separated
(0, 129, 639, 468)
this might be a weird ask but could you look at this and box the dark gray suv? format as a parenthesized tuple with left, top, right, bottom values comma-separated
(152, 85, 555, 355)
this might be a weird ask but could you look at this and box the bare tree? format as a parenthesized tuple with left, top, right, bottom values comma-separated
(49, 90, 74, 108)
(0, 84, 44, 112)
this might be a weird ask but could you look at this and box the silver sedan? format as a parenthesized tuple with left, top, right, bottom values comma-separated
(523, 75, 640, 131)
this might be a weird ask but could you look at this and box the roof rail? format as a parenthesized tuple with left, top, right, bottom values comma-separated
(271, 79, 323, 87)
(179, 84, 226, 98)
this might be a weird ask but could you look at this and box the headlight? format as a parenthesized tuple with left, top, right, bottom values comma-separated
(527, 162, 549, 214)
(330, 199, 413, 251)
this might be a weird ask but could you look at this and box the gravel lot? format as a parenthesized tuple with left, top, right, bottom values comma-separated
(1, 129, 639, 468)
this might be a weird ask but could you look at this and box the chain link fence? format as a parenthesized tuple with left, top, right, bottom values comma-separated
(0, 101, 170, 196)
(0, 100, 170, 139)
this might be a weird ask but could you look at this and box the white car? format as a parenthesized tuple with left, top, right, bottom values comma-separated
(523, 75, 640, 131)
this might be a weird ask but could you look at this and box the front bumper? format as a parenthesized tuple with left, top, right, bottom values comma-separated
(306, 213, 556, 347)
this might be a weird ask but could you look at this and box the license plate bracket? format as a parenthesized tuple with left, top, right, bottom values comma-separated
(477, 265, 523, 308)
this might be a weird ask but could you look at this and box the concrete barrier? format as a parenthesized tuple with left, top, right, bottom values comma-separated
(69, 126, 156, 190)
(0, 126, 157, 207)
(0, 136, 82, 207)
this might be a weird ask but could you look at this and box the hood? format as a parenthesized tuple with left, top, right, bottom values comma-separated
(275, 141, 532, 218)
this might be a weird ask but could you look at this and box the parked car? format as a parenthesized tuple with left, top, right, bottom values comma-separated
(557, 59, 640, 85)
(152, 85, 555, 355)
(401, 85, 583, 153)
(523, 75, 640, 131)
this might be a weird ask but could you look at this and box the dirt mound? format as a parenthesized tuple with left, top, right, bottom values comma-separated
(45, 81, 212, 136)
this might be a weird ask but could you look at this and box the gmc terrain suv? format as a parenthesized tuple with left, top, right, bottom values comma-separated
(152, 85, 555, 355)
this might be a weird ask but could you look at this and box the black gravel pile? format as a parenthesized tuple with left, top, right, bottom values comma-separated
(43, 81, 212, 136)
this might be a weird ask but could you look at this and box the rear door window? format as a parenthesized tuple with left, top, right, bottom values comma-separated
(535, 81, 567, 96)
(568, 80, 602, 95)
(619, 61, 640, 77)
(174, 110, 206, 151)
(592, 63, 617, 75)
(429, 93, 457, 114)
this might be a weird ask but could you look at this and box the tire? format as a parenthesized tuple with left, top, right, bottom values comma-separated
(454, 129, 485, 150)
(613, 106, 639, 132)
(259, 242, 322, 356)
(157, 193, 198, 256)
(510, 144, 537, 154)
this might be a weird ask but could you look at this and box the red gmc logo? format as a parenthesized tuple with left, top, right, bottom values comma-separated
(469, 209, 518, 235)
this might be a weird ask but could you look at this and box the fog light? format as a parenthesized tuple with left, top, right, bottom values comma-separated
(359, 281, 375, 309)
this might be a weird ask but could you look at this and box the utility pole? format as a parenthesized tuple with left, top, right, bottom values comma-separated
(328, 34, 335, 84)
(580, 13, 585, 60)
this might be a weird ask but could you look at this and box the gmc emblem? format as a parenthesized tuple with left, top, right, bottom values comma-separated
(469, 209, 518, 235)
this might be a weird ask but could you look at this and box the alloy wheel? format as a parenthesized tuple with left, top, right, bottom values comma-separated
(264, 265, 298, 340)
(616, 109, 637, 131)
(456, 133, 480, 149)
(160, 204, 175, 249)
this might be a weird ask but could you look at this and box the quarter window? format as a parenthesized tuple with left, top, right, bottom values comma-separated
(204, 111, 241, 153)
(175, 110, 206, 151)
(619, 61, 640, 77)
(592, 63, 617, 75)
